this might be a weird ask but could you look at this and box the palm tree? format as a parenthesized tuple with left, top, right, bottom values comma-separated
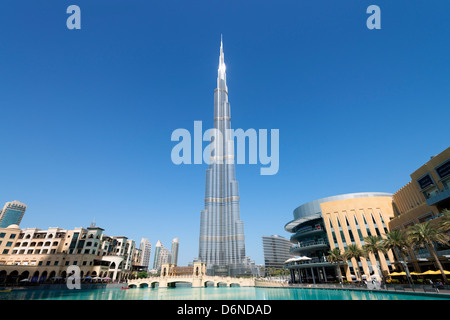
(439, 209, 450, 233)
(362, 235, 387, 283)
(381, 229, 411, 273)
(327, 248, 346, 283)
(344, 244, 366, 282)
(407, 222, 449, 284)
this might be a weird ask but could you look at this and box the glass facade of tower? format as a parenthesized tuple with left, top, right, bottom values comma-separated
(198, 40, 247, 276)
(0, 201, 27, 228)
(262, 235, 293, 270)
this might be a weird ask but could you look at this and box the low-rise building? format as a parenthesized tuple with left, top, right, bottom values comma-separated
(0, 223, 140, 285)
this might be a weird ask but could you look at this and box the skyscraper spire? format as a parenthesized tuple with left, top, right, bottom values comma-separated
(218, 35, 227, 90)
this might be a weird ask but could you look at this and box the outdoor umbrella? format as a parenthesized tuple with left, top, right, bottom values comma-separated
(83, 276, 93, 279)
(103, 277, 111, 280)
(421, 270, 450, 275)
(389, 272, 406, 276)
(284, 256, 312, 263)
(92, 277, 102, 280)
(420, 270, 439, 275)
(51, 276, 63, 280)
(20, 278, 30, 282)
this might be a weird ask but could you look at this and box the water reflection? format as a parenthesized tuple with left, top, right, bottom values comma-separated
(0, 287, 446, 301)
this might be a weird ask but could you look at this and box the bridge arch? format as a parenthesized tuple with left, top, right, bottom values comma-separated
(167, 280, 193, 288)
(216, 282, 228, 287)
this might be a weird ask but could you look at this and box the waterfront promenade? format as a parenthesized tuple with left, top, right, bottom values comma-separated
(254, 279, 450, 298)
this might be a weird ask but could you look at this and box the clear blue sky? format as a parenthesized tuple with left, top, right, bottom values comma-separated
(0, 1, 449, 266)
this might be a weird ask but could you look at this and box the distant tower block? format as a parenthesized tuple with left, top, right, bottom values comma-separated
(0, 201, 27, 228)
(171, 238, 179, 266)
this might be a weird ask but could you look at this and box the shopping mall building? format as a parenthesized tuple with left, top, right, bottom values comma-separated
(284, 192, 396, 284)
(284, 147, 450, 284)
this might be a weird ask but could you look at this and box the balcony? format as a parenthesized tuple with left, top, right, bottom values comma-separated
(426, 187, 450, 206)
(290, 239, 329, 254)
(291, 225, 326, 242)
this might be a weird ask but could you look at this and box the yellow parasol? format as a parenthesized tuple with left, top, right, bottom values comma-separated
(421, 270, 440, 275)
(389, 272, 406, 276)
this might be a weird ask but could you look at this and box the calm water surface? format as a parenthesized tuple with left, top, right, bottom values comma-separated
(0, 287, 447, 300)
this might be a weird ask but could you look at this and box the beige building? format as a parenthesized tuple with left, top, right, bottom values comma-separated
(285, 192, 397, 283)
(0, 223, 139, 285)
(321, 194, 396, 280)
(389, 147, 450, 271)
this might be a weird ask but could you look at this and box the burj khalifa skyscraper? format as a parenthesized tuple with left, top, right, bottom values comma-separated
(198, 38, 249, 276)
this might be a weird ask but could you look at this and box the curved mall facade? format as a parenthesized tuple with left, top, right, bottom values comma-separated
(284, 192, 396, 283)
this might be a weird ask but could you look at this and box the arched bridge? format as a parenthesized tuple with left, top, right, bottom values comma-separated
(128, 275, 255, 288)
(128, 262, 255, 288)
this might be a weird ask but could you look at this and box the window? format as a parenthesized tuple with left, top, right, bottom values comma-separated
(418, 212, 434, 223)
(435, 160, 450, 179)
(46, 261, 51, 266)
(54, 261, 59, 266)
(417, 174, 434, 190)
(0, 233, 5, 238)
(6, 242, 12, 247)
(9, 234, 16, 239)
(2, 249, 9, 254)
